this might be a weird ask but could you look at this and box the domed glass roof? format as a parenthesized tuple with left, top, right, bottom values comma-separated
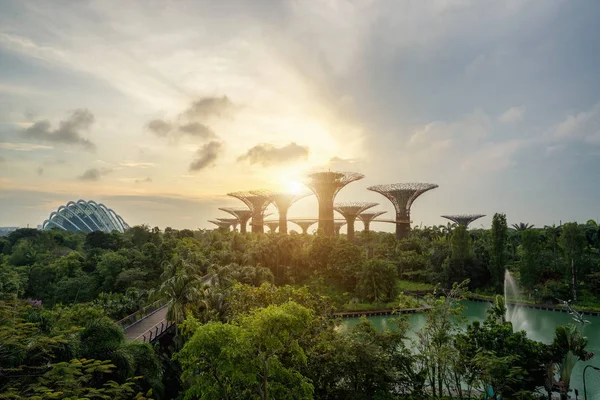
(42, 200, 129, 233)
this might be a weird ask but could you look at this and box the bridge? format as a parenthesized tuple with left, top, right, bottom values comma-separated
(118, 299, 173, 343)
(117, 274, 212, 342)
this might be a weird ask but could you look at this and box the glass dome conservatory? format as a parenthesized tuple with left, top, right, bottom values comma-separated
(42, 200, 130, 233)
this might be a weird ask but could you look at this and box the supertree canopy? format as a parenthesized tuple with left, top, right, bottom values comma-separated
(333, 220, 347, 236)
(264, 220, 280, 233)
(227, 191, 274, 233)
(217, 218, 239, 230)
(42, 200, 129, 233)
(258, 190, 311, 234)
(303, 171, 364, 236)
(209, 220, 232, 231)
(334, 202, 378, 240)
(289, 219, 318, 234)
(441, 214, 485, 228)
(219, 207, 252, 234)
(358, 210, 387, 232)
(367, 183, 438, 239)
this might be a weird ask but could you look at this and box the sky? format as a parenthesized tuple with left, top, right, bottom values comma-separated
(1, 0, 600, 232)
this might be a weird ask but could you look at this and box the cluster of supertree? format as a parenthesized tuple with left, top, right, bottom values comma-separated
(208, 171, 484, 239)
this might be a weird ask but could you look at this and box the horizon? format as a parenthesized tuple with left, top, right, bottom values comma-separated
(1, 1, 600, 231)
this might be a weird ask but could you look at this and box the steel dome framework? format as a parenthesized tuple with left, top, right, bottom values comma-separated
(441, 214, 485, 228)
(227, 191, 274, 233)
(334, 202, 378, 241)
(289, 219, 319, 234)
(358, 210, 387, 232)
(219, 207, 252, 234)
(303, 171, 364, 236)
(367, 183, 438, 239)
(42, 200, 129, 233)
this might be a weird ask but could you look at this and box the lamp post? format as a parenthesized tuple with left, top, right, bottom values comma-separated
(584, 364, 600, 400)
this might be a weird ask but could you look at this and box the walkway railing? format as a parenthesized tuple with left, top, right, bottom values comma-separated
(117, 299, 168, 330)
(136, 318, 175, 342)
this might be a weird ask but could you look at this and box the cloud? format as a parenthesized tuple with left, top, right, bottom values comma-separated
(146, 96, 232, 142)
(135, 177, 152, 184)
(23, 109, 96, 151)
(118, 161, 156, 168)
(0, 142, 53, 151)
(498, 107, 525, 124)
(550, 102, 600, 144)
(182, 96, 234, 120)
(147, 119, 172, 137)
(37, 166, 43, 176)
(0, 156, 5, 164)
(238, 142, 309, 166)
(189, 141, 223, 171)
(179, 122, 216, 139)
(78, 167, 112, 181)
(460, 140, 525, 172)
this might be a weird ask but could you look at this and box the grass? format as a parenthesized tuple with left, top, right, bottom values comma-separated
(396, 280, 435, 292)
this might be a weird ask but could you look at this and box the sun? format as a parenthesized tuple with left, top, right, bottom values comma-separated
(285, 180, 304, 194)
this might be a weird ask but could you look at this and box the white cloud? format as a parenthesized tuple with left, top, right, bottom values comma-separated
(0, 142, 53, 151)
(118, 161, 156, 168)
(461, 139, 525, 172)
(550, 102, 600, 143)
(498, 106, 525, 124)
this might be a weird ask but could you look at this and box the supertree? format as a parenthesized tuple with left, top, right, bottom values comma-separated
(217, 218, 239, 231)
(367, 183, 438, 239)
(358, 210, 387, 232)
(334, 202, 378, 241)
(264, 220, 280, 233)
(441, 214, 485, 228)
(289, 219, 318, 234)
(227, 191, 274, 233)
(303, 171, 364, 236)
(333, 220, 347, 236)
(219, 207, 252, 234)
(208, 220, 231, 231)
(255, 190, 312, 234)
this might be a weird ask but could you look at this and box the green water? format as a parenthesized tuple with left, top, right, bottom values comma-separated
(340, 301, 600, 399)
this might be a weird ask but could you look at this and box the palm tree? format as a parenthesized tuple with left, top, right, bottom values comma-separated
(544, 224, 562, 270)
(152, 261, 204, 336)
(584, 219, 600, 250)
(551, 324, 593, 400)
(511, 222, 535, 231)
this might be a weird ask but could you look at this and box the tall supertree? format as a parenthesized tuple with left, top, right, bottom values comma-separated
(303, 171, 364, 236)
(217, 218, 239, 231)
(441, 214, 485, 228)
(227, 191, 274, 233)
(289, 219, 318, 234)
(219, 207, 252, 234)
(358, 210, 387, 232)
(264, 220, 280, 233)
(333, 220, 347, 236)
(367, 183, 438, 239)
(334, 202, 378, 241)
(256, 190, 311, 234)
(208, 220, 231, 231)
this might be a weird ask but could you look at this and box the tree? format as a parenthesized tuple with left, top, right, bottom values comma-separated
(544, 224, 562, 271)
(512, 222, 535, 231)
(152, 261, 204, 336)
(560, 223, 585, 301)
(550, 324, 593, 400)
(519, 229, 542, 288)
(355, 259, 398, 303)
(490, 213, 508, 293)
(326, 240, 365, 292)
(177, 302, 314, 400)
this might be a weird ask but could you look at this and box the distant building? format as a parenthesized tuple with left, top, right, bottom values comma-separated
(0, 227, 19, 237)
(42, 200, 129, 233)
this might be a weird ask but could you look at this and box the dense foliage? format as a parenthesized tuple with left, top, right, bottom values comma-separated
(1, 216, 599, 399)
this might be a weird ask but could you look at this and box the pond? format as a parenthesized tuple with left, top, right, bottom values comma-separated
(340, 300, 600, 399)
